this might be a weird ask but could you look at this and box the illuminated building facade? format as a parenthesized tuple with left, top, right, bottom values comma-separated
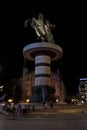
(79, 78, 87, 103)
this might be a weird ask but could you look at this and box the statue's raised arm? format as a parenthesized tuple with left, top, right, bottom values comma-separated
(44, 20, 55, 43)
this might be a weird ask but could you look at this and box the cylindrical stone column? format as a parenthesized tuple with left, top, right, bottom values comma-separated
(35, 55, 51, 87)
(35, 55, 51, 103)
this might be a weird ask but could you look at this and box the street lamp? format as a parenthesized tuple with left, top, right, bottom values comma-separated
(8, 98, 13, 103)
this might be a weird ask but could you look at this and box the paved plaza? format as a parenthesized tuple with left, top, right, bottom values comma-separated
(0, 104, 87, 130)
(0, 113, 87, 130)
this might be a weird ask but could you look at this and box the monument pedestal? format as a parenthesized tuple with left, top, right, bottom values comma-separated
(23, 42, 63, 103)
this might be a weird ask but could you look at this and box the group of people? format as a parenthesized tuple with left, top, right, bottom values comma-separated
(0, 101, 54, 116)
(1, 102, 31, 116)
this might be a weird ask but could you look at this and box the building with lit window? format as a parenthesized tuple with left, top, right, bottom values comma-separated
(79, 78, 87, 103)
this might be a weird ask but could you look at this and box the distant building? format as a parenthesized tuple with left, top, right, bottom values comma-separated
(79, 78, 87, 103)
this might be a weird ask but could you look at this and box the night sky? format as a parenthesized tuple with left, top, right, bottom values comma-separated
(0, 2, 87, 95)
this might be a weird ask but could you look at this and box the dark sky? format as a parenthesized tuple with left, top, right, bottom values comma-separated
(0, 2, 87, 95)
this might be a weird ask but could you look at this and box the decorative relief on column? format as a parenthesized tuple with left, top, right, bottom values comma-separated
(35, 77, 51, 86)
(35, 55, 51, 64)
(35, 66, 51, 75)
